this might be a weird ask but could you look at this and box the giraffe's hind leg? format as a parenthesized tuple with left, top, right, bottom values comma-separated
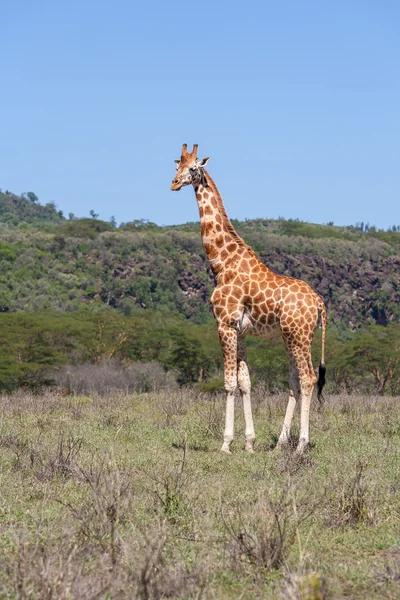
(277, 354, 300, 448)
(237, 335, 255, 452)
(293, 344, 317, 455)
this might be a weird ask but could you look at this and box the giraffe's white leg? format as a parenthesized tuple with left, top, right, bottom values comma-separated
(295, 347, 317, 455)
(277, 356, 300, 447)
(221, 391, 235, 454)
(277, 391, 297, 447)
(243, 387, 255, 453)
(219, 325, 238, 454)
(296, 384, 313, 454)
(237, 336, 255, 452)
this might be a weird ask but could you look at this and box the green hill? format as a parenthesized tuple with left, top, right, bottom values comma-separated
(0, 191, 399, 326)
(0, 189, 65, 227)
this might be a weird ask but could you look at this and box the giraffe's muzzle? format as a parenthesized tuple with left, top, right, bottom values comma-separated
(171, 179, 182, 191)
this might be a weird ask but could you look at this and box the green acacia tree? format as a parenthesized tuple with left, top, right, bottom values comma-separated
(247, 337, 288, 391)
(0, 313, 80, 390)
(163, 328, 210, 384)
(26, 191, 39, 203)
(334, 323, 400, 394)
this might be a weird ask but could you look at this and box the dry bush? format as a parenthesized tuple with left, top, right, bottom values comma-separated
(0, 525, 206, 600)
(61, 450, 132, 565)
(140, 446, 191, 524)
(222, 481, 315, 575)
(328, 461, 376, 528)
(0, 440, 204, 598)
(0, 434, 30, 470)
(155, 388, 192, 427)
(0, 389, 60, 417)
(0, 528, 80, 600)
(251, 384, 286, 417)
(155, 388, 225, 447)
(277, 450, 315, 478)
(53, 359, 174, 396)
(161, 390, 225, 451)
(31, 431, 84, 481)
(0, 430, 83, 481)
(327, 393, 397, 416)
(119, 533, 207, 600)
(190, 394, 225, 442)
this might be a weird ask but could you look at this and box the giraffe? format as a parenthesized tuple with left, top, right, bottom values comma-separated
(171, 144, 327, 455)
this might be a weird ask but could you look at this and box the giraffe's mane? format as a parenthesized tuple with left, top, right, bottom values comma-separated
(202, 170, 257, 257)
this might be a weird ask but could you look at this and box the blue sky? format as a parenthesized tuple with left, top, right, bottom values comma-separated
(1, 1, 399, 229)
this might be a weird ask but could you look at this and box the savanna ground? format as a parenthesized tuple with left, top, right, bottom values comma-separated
(0, 388, 399, 599)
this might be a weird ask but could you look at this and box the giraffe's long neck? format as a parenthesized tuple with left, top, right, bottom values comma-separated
(194, 170, 253, 278)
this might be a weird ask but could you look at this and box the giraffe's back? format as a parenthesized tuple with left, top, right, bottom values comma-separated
(211, 257, 324, 340)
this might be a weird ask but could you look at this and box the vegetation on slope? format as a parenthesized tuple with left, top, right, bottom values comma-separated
(0, 189, 64, 226)
(1, 191, 400, 325)
(1, 189, 399, 393)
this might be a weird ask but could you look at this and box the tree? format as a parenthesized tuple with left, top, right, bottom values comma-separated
(26, 191, 39, 203)
(90, 209, 99, 219)
(163, 329, 210, 384)
(335, 324, 400, 395)
(247, 337, 288, 391)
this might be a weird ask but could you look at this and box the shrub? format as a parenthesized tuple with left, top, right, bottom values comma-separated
(53, 359, 174, 395)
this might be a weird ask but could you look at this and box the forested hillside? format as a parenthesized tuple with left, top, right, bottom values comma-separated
(0, 189, 64, 226)
(1, 190, 399, 325)
(0, 189, 399, 394)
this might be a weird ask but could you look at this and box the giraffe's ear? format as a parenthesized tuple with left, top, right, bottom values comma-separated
(174, 159, 180, 165)
(199, 157, 210, 167)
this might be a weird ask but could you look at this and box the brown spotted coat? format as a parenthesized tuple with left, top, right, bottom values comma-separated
(171, 144, 326, 454)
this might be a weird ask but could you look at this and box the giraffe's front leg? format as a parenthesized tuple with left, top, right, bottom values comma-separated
(237, 335, 255, 453)
(218, 324, 238, 454)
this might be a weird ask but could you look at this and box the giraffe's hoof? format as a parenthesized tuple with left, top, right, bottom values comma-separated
(220, 444, 232, 454)
(295, 439, 309, 455)
(274, 439, 288, 452)
(245, 434, 255, 453)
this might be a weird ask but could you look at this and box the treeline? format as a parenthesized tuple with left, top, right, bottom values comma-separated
(0, 310, 399, 396)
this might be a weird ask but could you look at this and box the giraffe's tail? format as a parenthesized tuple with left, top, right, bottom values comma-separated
(317, 302, 327, 402)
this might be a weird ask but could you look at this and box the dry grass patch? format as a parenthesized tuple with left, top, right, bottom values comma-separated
(0, 390, 400, 599)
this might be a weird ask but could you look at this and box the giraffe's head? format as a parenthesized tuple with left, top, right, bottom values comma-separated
(171, 144, 210, 191)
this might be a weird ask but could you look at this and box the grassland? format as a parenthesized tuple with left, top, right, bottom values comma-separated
(0, 388, 399, 599)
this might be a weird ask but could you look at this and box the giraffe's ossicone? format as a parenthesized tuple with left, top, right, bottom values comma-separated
(171, 144, 327, 455)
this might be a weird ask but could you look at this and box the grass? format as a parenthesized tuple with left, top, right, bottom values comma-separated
(0, 388, 400, 599)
